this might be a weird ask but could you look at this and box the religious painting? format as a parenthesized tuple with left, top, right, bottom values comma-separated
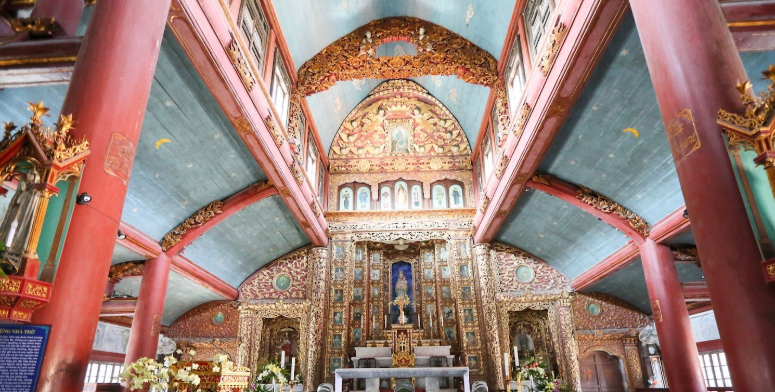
(426, 304, 435, 314)
(354, 267, 363, 281)
(441, 266, 450, 279)
(333, 312, 343, 325)
(334, 267, 345, 281)
(212, 312, 225, 325)
(331, 357, 342, 372)
(371, 270, 380, 281)
(353, 307, 362, 321)
(354, 248, 363, 261)
(449, 185, 464, 208)
(463, 308, 474, 323)
(411, 185, 423, 209)
(332, 333, 343, 349)
(390, 261, 414, 325)
(457, 242, 468, 258)
(467, 355, 480, 370)
(423, 251, 433, 263)
(387, 119, 412, 155)
(273, 274, 292, 291)
(465, 331, 478, 346)
(380, 186, 391, 210)
(461, 286, 473, 301)
(353, 328, 362, 343)
(515, 264, 535, 283)
(443, 306, 454, 320)
(425, 286, 434, 297)
(432, 184, 447, 208)
(424, 268, 434, 280)
(587, 303, 601, 316)
(442, 286, 451, 299)
(372, 252, 381, 264)
(357, 187, 371, 210)
(334, 245, 345, 260)
(353, 288, 363, 301)
(372, 287, 380, 297)
(339, 188, 353, 211)
(440, 245, 448, 260)
(394, 181, 409, 209)
(334, 289, 344, 302)
(444, 327, 456, 341)
(459, 265, 471, 278)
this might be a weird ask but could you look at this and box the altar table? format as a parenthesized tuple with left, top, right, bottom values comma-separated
(334, 367, 470, 392)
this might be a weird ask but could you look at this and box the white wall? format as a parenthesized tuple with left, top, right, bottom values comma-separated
(689, 310, 720, 343)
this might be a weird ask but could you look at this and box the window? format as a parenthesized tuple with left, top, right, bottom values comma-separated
(239, 0, 270, 71)
(524, 0, 556, 59)
(317, 164, 325, 201)
(506, 37, 527, 115)
(475, 160, 484, 196)
(270, 49, 291, 127)
(483, 133, 494, 180)
(84, 361, 124, 384)
(306, 135, 317, 188)
(699, 351, 732, 388)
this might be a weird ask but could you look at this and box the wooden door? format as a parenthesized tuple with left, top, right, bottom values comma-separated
(579, 351, 626, 392)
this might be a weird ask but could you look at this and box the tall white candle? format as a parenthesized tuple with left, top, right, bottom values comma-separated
(419, 315, 422, 329)
(384, 315, 387, 329)
(291, 357, 296, 380)
(514, 346, 519, 366)
(503, 353, 510, 377)
(281, 351, 286, 368)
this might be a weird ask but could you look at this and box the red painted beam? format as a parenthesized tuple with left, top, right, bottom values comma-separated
(682, 282, 711, 302)
(721, 0, 775, 52)
(164, 183, 277, 256)
(572, 205, 690, 289)
(0, 37, 80, 87)
(527, 177, 647, 244)
(100, 298, 137, 317)
(116, 223, 238, 300)
(474, 0, 631, 243)
(168, 0, 328, 246)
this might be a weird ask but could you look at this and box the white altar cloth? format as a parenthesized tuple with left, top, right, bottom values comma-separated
(334, 367, 470, 392)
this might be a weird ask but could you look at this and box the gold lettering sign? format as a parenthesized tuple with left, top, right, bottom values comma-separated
(105, 133, 136, 185)
(651, 300, 663, 323)
(666, 109, 701, 164)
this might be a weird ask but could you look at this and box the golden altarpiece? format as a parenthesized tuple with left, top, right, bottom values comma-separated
(166, 81, 655, 392)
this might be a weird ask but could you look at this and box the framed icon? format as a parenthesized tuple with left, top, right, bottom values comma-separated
(333, 312, 343, 325)
(354, 267, 363, 281)
(515, 264, 535, 284)
(273, 274, 292, 291)
(424, 268, 434, 280)
(332, 333, 343, 349)
(334, 289, 344, 302)
(353, 288, 363, 301)
(459, 264, 471, 278)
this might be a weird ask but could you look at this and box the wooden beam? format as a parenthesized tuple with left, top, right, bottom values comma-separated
(100, 298, 137, 317)
(682, 282, 711, 302)
(474, 0, 631, 243)
(164, 182, 277, 256)
(0, 37, 80, 88)
(721, 0, 775, 52)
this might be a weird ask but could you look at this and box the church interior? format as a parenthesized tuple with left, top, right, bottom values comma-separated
(0, 0, 774, 392)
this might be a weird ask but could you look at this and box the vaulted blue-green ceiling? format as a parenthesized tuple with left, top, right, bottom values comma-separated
(308, 76, 488, 153)
(182, 196, 309, 287)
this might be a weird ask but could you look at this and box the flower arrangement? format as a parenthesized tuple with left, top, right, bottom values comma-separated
(248, 359, 302, 392)
(120, 349, 235, 391)
(512, 357, 570, 392)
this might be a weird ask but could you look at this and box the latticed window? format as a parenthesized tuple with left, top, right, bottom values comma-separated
(505, 37, 526, 116)
(482, 133, 494, 180)
(84, 361, 124, 384)
(270, 48, 291, 127)
(239, 0, 270, 72)
(524, 0, 556, 59)
(699, 351, 732, 388)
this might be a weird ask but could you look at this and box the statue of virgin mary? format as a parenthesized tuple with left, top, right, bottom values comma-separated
(395, 270, 409, 298)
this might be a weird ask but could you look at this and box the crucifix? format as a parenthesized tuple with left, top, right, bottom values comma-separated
(393, 295, 411, 325)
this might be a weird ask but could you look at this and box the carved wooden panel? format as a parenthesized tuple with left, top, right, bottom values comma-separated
(239, 247, 310, 300)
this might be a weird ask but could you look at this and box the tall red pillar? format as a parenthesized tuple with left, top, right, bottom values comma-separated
(30, 0, 85, 36)
(124, 254, 171, 364)
(639, 240, 705, 391)
(30, 0, 171, 391)
(630, 1, 775, 390)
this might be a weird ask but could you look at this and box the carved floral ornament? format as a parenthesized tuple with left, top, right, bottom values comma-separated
(160, 200, 224, 251)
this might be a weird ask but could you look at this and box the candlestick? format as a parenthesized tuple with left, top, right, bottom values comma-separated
(291, 357, 296, 379)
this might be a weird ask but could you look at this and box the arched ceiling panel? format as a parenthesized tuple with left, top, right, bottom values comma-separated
(272, 0, 516, 69)
(308, 76, 488, 153)
(182, 196, 309, 287)
(111, 244, 147, 265)
(113, 271, 226, 325)
(537, 13, 683, 225)
(495, 190, 630, 279)
(584, 257, 705, 314)
(121, 31, 266, 240)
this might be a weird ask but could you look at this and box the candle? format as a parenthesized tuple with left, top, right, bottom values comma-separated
(384, 315, 387, 329)
(291, 357, 296, 380)
(514, 346, 519, 366)
(273, 378, 277, 392)
(551, 370, 555, 379)
(281, 351, 286, 368)
(419, 315, 422, 329)
(503, 353, 510, 377)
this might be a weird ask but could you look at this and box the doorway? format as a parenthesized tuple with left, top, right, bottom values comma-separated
(579, 351, 626, 392)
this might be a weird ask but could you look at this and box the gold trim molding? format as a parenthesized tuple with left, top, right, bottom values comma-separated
(161, 200, 224, 251)
(576, 184, 650, 237)
(539, 23, 568, 77)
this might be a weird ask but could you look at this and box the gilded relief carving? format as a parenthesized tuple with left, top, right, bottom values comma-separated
(240, 247, 310, 300)
(538, 23, 568, 77)
(161, 200, 224, 251)
(576, 184, 650, 237)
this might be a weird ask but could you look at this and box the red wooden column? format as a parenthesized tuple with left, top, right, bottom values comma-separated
(639, 240, 705, 391)
(30, 0, 171, 391)
(631, 1, 775, 390)
(30, 0, 85, 36)
(124, 254, 172, 364)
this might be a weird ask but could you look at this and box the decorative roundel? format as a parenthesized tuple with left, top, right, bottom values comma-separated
(212, 312, 225, 325)
(515, 264, 535, 284)
(273, 274, 292, 291)
(587, 303, 602, 316)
